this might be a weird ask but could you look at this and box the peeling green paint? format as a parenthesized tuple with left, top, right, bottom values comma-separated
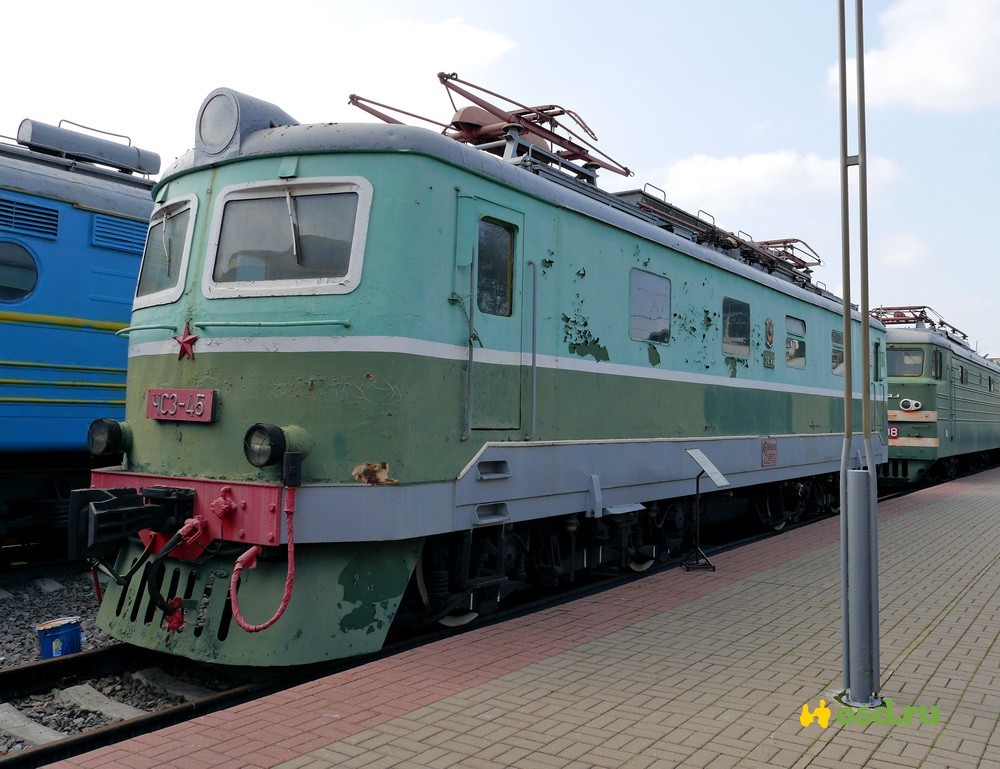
(724, 356, 749, 378)
(647, 344, 661, 367)
(562, 309, 610, 362)
(98, 539, 421, 666)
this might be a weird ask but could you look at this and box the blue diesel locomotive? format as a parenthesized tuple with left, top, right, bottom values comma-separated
(70, 77, 887, 666)
(1, 119, 158, 545)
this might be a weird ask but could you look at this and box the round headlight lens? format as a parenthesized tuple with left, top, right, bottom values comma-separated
(243, 423, 286, 468)
(88, 418, 123, 455)
(198, 92, 239, 154)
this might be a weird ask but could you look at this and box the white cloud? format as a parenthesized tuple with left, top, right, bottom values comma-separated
(657, 151, 838, 215)
(832, 0, 1000, 110)
(876, 230, 934, 267)
(0, 6, 517, 169)
(645, 151, 900, 229)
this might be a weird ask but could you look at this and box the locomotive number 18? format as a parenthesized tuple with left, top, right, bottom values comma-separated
(146, 388, 217, 423)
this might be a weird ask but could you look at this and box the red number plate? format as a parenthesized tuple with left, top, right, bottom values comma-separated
(146, 388, 216, 423)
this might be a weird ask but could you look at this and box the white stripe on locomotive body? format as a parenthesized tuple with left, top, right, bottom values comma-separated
(126, 334, 864, 401)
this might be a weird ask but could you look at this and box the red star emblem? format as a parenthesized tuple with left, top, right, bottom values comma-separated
(173, 322, 199, 360)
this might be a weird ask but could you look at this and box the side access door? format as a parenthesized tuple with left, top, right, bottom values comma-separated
(455, 196, 525, 435)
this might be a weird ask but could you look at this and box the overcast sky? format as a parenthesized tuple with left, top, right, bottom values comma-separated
(4, 0, 998, 354)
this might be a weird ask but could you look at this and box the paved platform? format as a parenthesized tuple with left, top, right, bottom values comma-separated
(52, 469, 1000, 769)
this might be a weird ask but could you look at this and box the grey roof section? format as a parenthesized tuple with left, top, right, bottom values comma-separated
(17, 120, 160, 176)
(0, 142, 154, 220)
(887, 327, 1000, 373)
(161, 103, 875, 325)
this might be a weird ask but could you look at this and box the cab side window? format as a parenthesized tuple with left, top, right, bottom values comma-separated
(477, 219, 514, 317)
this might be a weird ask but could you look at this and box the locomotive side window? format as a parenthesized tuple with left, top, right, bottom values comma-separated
(0, 242, 38, 301)
(831, 330, 845, 375)
(785, 315, 806, 368)
(135, 196, 197, 308)
(629, 269, 671, 344)
(204, 177, 372, 298)
(477, 219, 514, 317)
(887, 348, 923, 376)
(722, 297, 750, 357)
(932, 350, 943, 380)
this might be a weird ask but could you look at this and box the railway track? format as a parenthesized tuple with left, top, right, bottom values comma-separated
(0, 643, 341, 767)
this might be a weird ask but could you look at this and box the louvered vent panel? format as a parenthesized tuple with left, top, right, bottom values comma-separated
(0, 197, 59, 238)
(92, 214, 147, 254)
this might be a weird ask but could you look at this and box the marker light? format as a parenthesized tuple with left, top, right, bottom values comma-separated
(88, 418, 128, 455)
(243, 423, 287, 468)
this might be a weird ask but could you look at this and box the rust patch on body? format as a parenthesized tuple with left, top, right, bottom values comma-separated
(353, 462, 399, 485)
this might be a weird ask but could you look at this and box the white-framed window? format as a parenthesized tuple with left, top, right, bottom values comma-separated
(202, 177, 372, 298)
(134, 195, 198, 309)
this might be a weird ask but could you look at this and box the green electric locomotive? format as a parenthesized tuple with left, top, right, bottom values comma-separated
(71, 77, 887, 666)
(875, 306, 1000, 485)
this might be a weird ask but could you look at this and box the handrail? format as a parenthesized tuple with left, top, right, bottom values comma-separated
(115, 324, 178, 337)
(526, 260, 538, 440)
(462, 248, 476, 442)
(193, 319, 351, 329)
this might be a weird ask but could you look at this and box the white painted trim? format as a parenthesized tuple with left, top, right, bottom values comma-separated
(128, 333, 863, 400)
(200, 176, 373, 298)
(132, 195, 198, 310)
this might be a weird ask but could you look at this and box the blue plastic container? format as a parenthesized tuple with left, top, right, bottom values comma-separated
(36, 617, 82, 658)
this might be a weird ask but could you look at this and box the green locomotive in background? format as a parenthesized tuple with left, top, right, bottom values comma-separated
(875, 306, 1000, 485)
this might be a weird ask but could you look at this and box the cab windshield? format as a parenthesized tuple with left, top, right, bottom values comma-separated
(887, 348, 924, 377)
(204, 177, 371, 298)
(213, 191, 358, 283)
(135, 197, 196, 307)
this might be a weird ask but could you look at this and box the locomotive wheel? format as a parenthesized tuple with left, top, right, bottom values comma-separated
(413, 552, 479, 627)
(811, 479, 839, 516)
(753, 489, 788, 531)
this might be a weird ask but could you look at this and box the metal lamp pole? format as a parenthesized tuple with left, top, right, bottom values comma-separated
(838, 0, 881, 708)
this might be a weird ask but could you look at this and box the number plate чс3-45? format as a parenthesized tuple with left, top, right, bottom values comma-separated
(146, 388, 216, 422)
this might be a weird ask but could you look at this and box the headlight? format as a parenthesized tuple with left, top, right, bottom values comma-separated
(88, 419, 129, 455)
(243, 423, 286, 468)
